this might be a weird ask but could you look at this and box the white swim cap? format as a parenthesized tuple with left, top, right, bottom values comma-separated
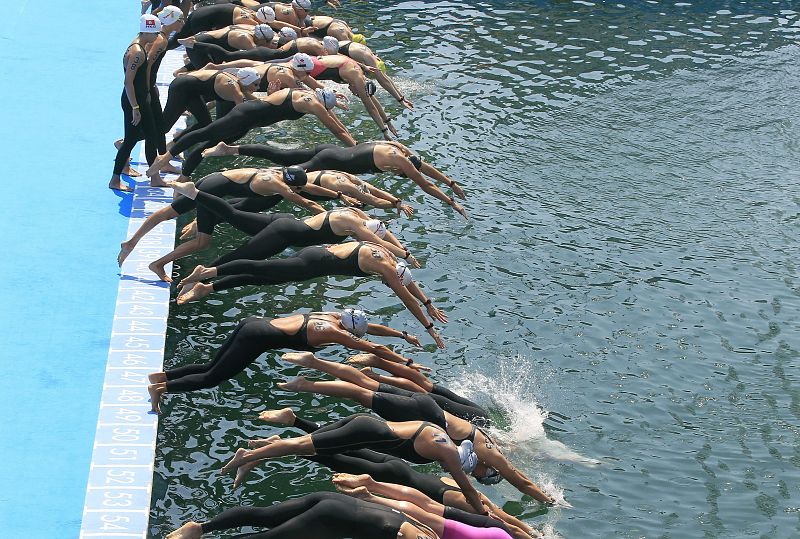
(140, 14, 162, 33)
(458, 440, 478, 474)
(280, 27, 298, 41)
(340, 308, 368, 337)
(256, 6, 276, 23)
(323, 36, 339, 53)
(237, 67, 260, 87)
(315, 88, 337, 110)
(291, 53, 315, 72)
(395, 260, 413, 286)
(254, 24, 275, 42)
(157, 6, 183, 26)
(365, 219, 387, 239)
(293, 0, 312, 10)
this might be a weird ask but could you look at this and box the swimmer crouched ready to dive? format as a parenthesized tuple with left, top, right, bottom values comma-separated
(164, 491, 441, 539)
(147, 310, 426, 413)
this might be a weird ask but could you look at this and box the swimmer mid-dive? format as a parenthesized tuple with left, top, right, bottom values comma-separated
(277, 352, 555, 505)
(146, 87, 355, 180)
(278, 352, 487, 423)
(167, 182, 416, 268)
(175, 241, 448, 347)
(117, 167, 344, 279)
(147, 310, 423, 413)
(204, 140, 468, 217)
(255, 408, 540, 537)
(221, 414, 488, 513)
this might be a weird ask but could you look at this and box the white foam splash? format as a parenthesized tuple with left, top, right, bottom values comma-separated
(449, 354, 600, 467)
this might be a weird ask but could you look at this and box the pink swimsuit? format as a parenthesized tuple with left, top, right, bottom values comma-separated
(442, 519, 513, 539)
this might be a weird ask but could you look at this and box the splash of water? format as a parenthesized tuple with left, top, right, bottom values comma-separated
(449, 354, 601, 468)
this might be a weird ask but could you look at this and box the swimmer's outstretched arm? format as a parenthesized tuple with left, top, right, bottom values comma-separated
(489, 454, 555, 505)
(325, 326, 414, 365)
(364, 323, 422, 347)
(406, 281, 447, 324)
(382, 274, 445, 349)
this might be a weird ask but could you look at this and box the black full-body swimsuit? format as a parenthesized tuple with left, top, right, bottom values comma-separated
(113, 43, 160, 175)
(169, 89, 305, 176)
(164, 314, 318, 392)
(209, 242, 369, 292)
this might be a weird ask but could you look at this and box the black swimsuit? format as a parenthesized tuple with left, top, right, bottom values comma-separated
(310, 414, 437, 464)
(169, 89, 305, 176)
(210, 242, 369, 292)
(164, 315, 318, 393)
(113, 43, 159, 175)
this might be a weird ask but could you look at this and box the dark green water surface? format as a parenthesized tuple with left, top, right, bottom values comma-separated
(150, 1, 800, 537)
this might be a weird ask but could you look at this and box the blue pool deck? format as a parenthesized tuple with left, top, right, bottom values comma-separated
(0, 2, 177, 537)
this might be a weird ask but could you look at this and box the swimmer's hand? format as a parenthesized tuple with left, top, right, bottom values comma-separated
(407, 362, 431, 372)
(399, 96, 414, 110)
(335, 94, 351, 111)
(131, 108, 142, 126)
(427, 303, 448, 324)
(341, 194, 362, 207)
(403, 332, 421, 347)
(326, 0, 340, 7)
(386, 121, 398, 137)
(397, 202, 414, 218)
(202, 63, 221, 71)
(428, 326, 445, 349)
(405, 254, 421, 269)
(451, 181, 466, 199)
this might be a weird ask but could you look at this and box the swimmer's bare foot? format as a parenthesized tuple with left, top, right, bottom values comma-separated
(118, 240, 135, 266)
(178, 265, 215, 288)
(334, 485, 373, 500)
(248, 435, 281, 448)
(233, 460, 259, 489)
(180, 220, 198, 241)
(332, 473, 373, 489)
(176, 282, 213, 305)
(360, 366, 379, 380)
(148, 383, 165, 414)
(147, 152, 172, 177)
(281, 352, 316, 367)
(345, 353, 380, 367)
(258, 407, 296, 425)
(178, 36, 196, 48)
(149, 261, 173, 282)
(277, 376, 309, 392)
(148, 372, 167, 384)
(109, 177, 134, 192)
(150, 175, 168, 188)
(202, 141, 238, 157)
(162, 162, 182, 175)
(166, 521, 203, 539)
(221, 447, 249, 475)
(167, 180, 200, 200)
(122, 162, 143, 177)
